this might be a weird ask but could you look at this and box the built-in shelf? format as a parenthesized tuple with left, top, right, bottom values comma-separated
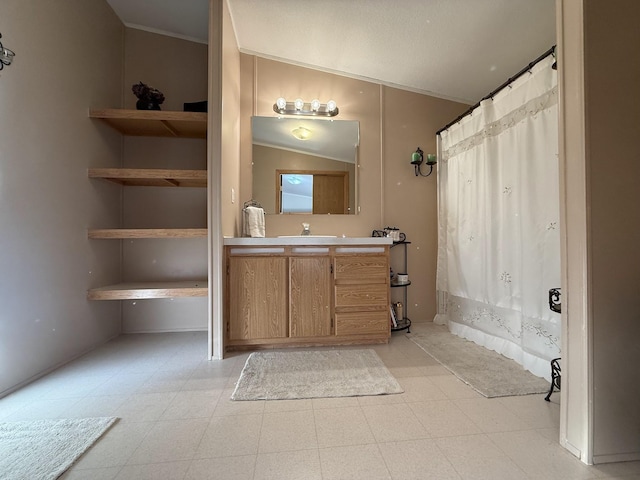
(88, 228, 207, 239)
(88, 108, 208, 305)
(88, 168, 207, 187)
(89, 108, 207, 138)
(87, 280, 208, 301)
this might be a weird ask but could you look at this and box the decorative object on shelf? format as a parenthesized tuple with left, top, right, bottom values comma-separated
(384, 226, 406, 243)
(183, 100, 207, 112)
(411, 147, 437, 177)
(390, 304, 398, 328)
(132, 81, 165, 110)
(273, 97, 339, 117)
(0, 33, 16, 71)
(393, 302, 403, 322)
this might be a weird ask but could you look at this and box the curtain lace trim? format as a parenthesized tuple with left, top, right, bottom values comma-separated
(441, 86, 558, 162)
(447, 298, 560, 351)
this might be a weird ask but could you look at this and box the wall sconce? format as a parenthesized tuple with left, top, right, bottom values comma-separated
(291, 126, 312, 140)
(274, 97, 339, 117)
(0, 33, 15, 70)
(411, 147, 437, 177)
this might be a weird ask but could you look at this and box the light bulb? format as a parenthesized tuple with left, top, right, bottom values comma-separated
(326, 100, 337, 112)
(294, 98, 304, 110)
(276, 97, 287, 110)
(310, 99, 321, 111)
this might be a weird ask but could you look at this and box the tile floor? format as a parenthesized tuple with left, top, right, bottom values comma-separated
(2, 322, 639, 480)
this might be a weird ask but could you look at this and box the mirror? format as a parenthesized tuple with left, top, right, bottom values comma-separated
(251, 116, 359, 214)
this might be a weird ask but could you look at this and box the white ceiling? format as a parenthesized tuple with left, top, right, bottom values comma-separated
(106, 0, 556, 105)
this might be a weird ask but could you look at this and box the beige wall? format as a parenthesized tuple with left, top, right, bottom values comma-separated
(383, 87, 468, 321)
(559, 0, 640, 464)
(121, 29, 209, 333)
(238, 55, 467, 321)
(252, 145, 356, 215)
(584, 0, 640, 463)
(0, 0, 123, 395)
(220, 0, 241, 237)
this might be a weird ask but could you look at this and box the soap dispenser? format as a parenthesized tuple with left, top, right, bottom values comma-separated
(300, 223, 311, 236)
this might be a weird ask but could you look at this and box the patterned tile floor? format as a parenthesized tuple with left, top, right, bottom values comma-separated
(1, 322, 638, 480)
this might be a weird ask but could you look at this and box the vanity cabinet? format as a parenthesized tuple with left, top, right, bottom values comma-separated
(333, 255, 390, 336)
(225, 243, 390, 350)
(227, 256, 288, 341)
(290, 256, 332, 337)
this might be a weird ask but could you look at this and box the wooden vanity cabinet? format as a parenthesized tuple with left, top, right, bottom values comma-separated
(289, 256, 332, 337)
(225, 245, 390, 350)
(227, 256, 288, 341)
(333, 255, 390, 336)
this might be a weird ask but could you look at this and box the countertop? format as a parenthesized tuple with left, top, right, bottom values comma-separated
(223, 236, 392, 246)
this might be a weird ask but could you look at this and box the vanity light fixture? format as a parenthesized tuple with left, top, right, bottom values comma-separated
(273, 97, 339, 117)
(411, 147, 437, 177)
(0, 33, 16, 71)
(291, 126, 312, 140)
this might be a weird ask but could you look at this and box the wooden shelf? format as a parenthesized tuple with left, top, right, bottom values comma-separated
(89, 108, 207, 138)
(87, 280, 208, 301)
(88, 168, 207, 187)
(88, 228, 207, 239)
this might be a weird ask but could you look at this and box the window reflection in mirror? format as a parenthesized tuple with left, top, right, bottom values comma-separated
(278, 171, 349, 214)
(252, 116, 359, 215)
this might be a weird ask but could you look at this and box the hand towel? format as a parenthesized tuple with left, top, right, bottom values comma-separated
(245, 206, 265, 237)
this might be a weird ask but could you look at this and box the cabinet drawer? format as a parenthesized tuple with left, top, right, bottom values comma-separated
(334, 284, 388, 308)
(335, 311, 389, 336)
(334, 256, 388, 281)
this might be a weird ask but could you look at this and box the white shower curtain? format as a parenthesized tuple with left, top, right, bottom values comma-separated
(435, 55, 560, 380)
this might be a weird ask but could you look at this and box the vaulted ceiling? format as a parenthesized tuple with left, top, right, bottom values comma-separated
(106, 0, 556, 104)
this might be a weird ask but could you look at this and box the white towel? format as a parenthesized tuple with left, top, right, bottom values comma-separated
(245, 206, 265, 237)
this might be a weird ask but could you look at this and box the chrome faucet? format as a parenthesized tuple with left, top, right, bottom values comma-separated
(300, 223, 311, 236)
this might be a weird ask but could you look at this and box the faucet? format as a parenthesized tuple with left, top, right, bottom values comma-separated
(300, 223, 311, 236)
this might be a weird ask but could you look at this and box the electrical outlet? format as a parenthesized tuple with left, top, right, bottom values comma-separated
(231, 187, 235, 204)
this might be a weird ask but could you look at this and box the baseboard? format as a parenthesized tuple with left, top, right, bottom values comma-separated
(122, 327, 208, 334)
(561, 438, 582, 460)
(593, 452, 640, 464)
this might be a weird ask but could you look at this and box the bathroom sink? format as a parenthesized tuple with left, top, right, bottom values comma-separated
(277, 235, 337, 238)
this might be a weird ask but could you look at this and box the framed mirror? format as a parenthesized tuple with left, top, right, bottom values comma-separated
(251, 116, 359, 214)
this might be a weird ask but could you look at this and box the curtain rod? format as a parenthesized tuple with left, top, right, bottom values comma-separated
(436, 45, 556, 136)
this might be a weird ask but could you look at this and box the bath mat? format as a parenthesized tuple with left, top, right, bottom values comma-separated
(232, 349, 403, 400)
(0, 416, 117, 479)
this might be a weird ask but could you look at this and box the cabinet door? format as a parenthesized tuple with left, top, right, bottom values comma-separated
(228, 256, 288, 340)
(289, 256, 332, 337)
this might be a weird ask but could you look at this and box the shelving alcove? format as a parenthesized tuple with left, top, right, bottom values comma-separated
(87, 108, 208, 301)
(390, 240, 411, 333)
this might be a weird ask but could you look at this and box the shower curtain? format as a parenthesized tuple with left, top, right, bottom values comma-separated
(435, 54, 560, 380)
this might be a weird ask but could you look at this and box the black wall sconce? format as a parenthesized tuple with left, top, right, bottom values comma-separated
(411, 147, 437, 177)
(0, 33, 15, 70)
